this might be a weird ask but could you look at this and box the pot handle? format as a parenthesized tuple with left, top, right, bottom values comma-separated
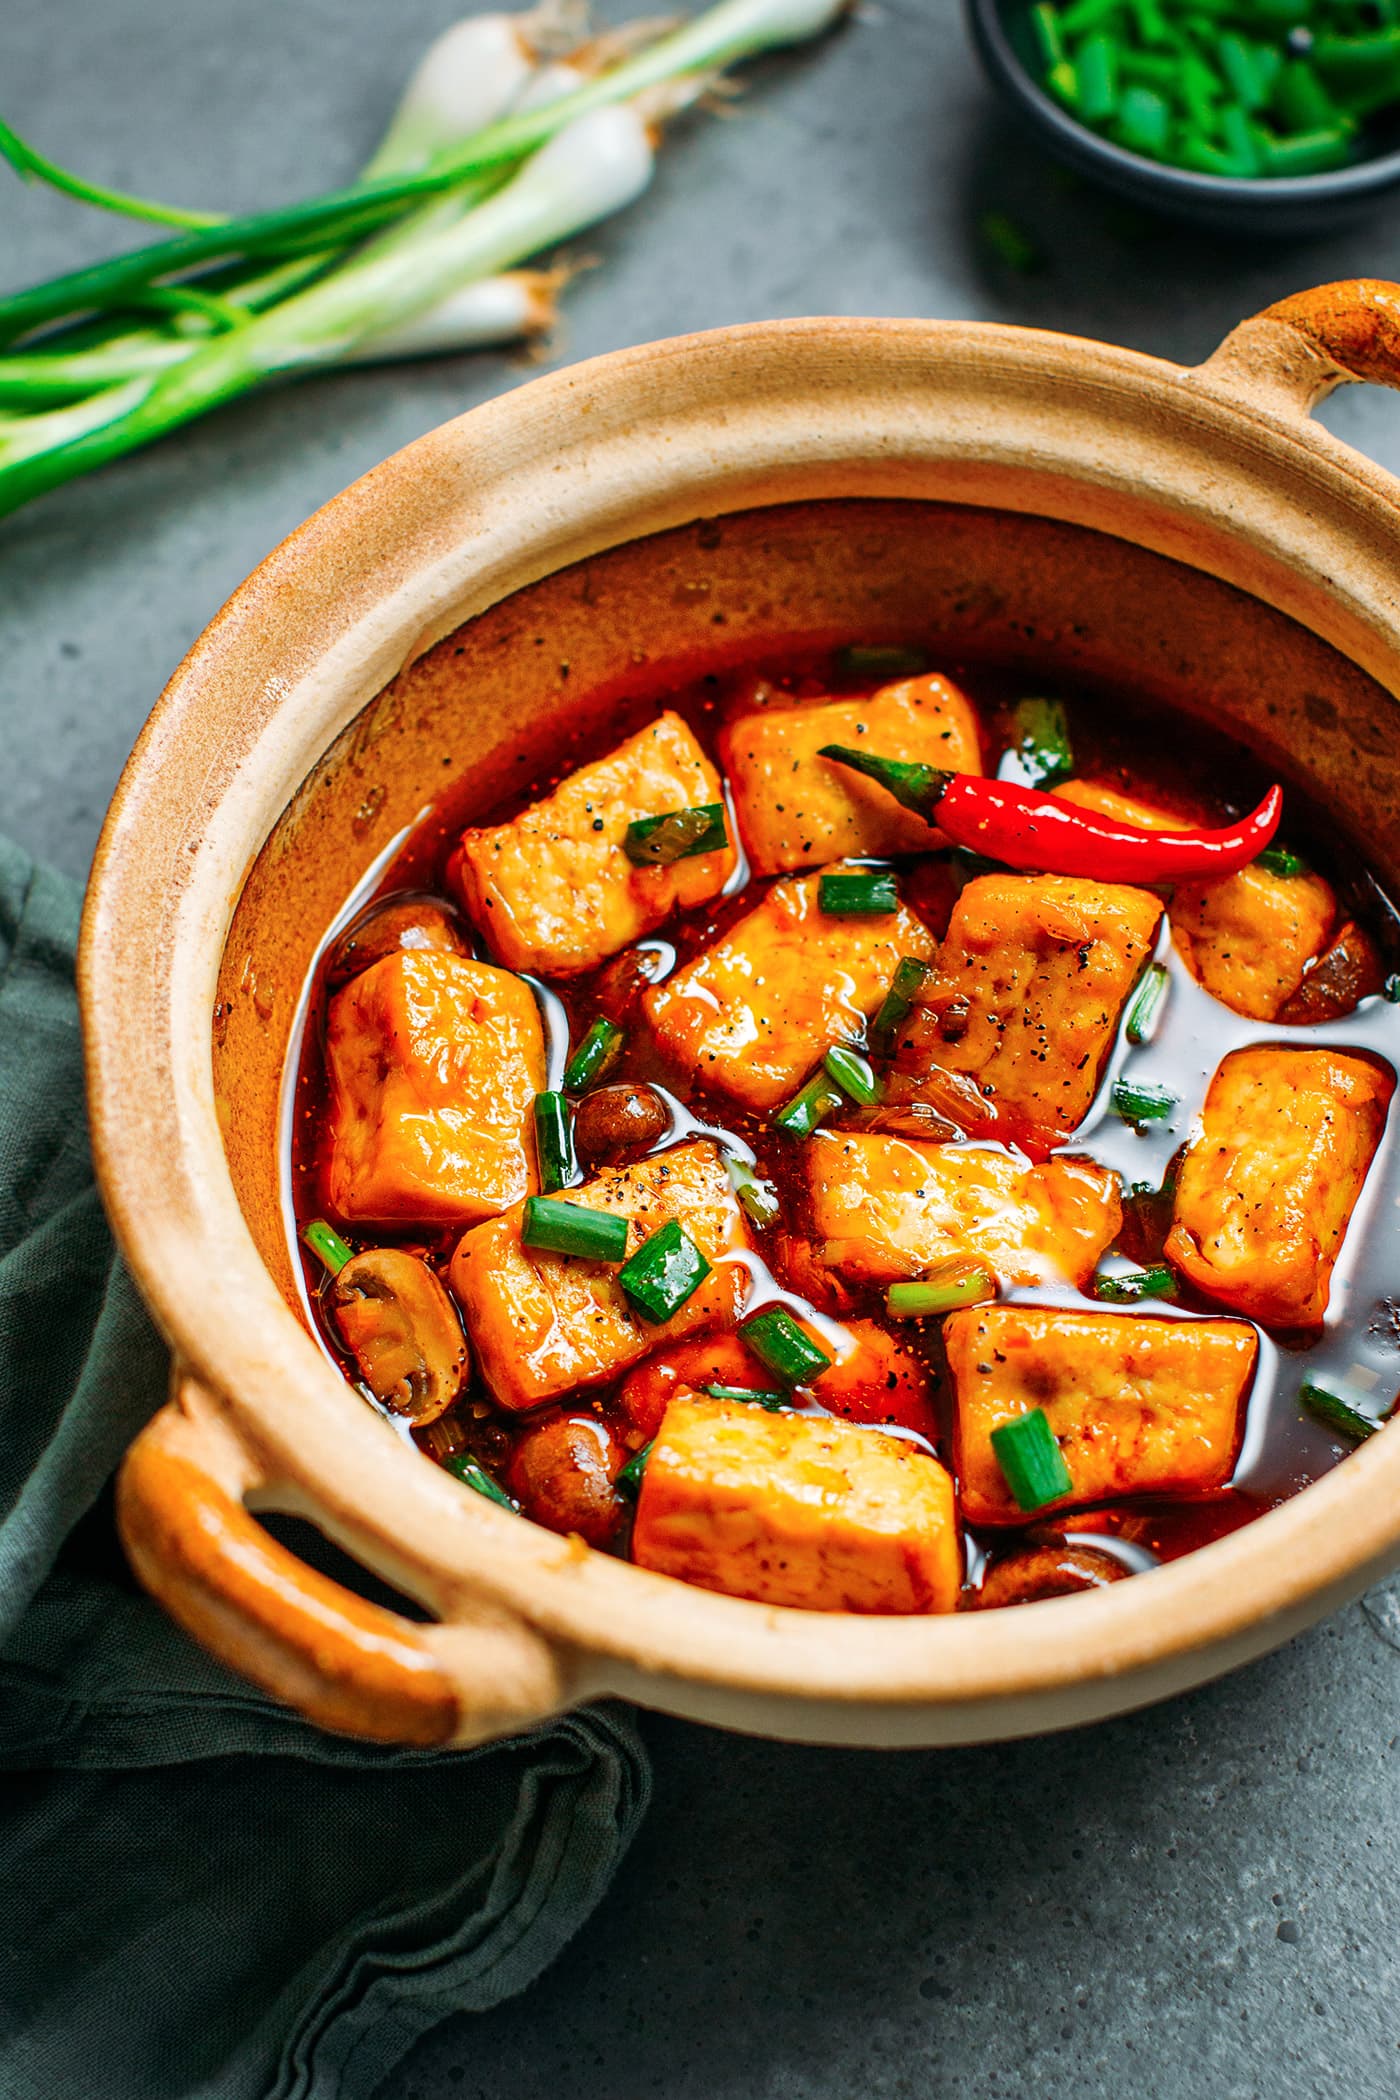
(117, 1370, 568, 1746)
(1198, 279, 1400, 417)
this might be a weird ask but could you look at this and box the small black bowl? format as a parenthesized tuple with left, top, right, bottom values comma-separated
(965, 0, 1400, 235)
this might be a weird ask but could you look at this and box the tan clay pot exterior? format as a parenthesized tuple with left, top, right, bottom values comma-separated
(87, 280, 1400, 1748)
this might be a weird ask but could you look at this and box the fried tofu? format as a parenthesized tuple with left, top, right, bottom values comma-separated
(448, 712, 735, 976)
(631, 1393, 962, 1612)
(947, 1304, 1257, 1525)
(1057, 779, 1336, 1021)
(887, 874, 1163, 1151)
(448, 1140, 751, 1412)
(1165, 1046, 1393, 1327)
(720, 673, 981, 875)
(806, 1131, 1120, 1288)
(323, 951, 543, 1226)
(644, 871, 936, 1112)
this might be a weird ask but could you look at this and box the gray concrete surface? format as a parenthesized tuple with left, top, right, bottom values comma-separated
(7, 1, 1400, 2094)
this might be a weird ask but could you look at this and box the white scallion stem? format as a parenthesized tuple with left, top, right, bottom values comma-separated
(363, 5, 581, 176)
(338, 267, 564, 360)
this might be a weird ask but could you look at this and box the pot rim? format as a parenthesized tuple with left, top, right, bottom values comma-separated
(81, 307, 1400, 1724)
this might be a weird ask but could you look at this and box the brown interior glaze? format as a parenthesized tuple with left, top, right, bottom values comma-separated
(217, 494, 1400, 1314)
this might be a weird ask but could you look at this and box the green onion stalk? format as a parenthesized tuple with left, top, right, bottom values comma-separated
(0, 0, 852, 513)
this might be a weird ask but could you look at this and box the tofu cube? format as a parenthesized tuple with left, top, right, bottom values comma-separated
(644, 871, 936, 1111)
(1057, 779, 1336, 1021)
(448, 1140, 751, 1411)
(720, 673, 982, 875)
(632, 1393, 962, 1612)
(806, 1131, 1120, 1288)
(887, 874, 1164, 1151)
(448, 712, 735, 976)
(323, 951, 543, 1226)
(947, 1304, 1257, 1525)
(1165, 1045, 1393, 1327)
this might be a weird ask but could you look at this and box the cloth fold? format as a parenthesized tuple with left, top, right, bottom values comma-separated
(0, 835, 649, 2100)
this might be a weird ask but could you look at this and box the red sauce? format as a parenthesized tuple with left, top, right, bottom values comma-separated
(286, 643, 1400, 1607)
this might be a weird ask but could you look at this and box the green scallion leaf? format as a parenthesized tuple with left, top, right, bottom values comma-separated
(1093, 1264, 1176, 1303)
(1386, 974, 1400, 1005)
(886, 1265, 996, 1318)
(1300, 1377, 1378, 1445)
(521, 1196, 628, 1263)
(700, 1382, 788, 1409)
(1009, 695, 1074, 789)
(533, 1090, 578, 1193)
(1255, 842, 1308, 878)
(1111, 1078, 1178, 1125)
(623, 802, 727, 866)
(1074, 32, 1119, 121)
(869, 953, 930, 1057)
(727, 1156, 781, 1230)
(818, 869, 900, 917)
(773, 1071, 845, 1137)
(562, 1018, 625, 1094)
(741, 1306, 832, 1384)
(834, 643, 928, 679)
(1125, 962, 1169, 1045)
(615, 1440, 654, 1497)
(990, 1408, 1073, 1513)
(824, 1043, 883, 1106)
(1116, 83, 1171, 155)
(444, 1452, 517, 1511)
(302, 1218, 353, 1277)
(618, 1219, 711, 1324)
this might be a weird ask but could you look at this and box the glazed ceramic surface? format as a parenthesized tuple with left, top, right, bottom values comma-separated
(90, 281, 1400, 1747)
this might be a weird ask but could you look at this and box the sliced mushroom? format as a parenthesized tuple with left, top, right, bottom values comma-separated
(970, 1544, 1128, 1611)
(506, 1412, 625, 1546)
(326, 894, 466, 990)
(1276, 918, 1385, 1025)
(329, 1247, 469, 1424)
(573, 1082, 670, 1170)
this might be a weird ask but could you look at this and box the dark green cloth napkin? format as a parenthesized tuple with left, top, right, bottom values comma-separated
(0, 836, 650, 2100)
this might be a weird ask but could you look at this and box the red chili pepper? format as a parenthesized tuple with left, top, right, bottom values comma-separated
(819, 747, 1283, 882)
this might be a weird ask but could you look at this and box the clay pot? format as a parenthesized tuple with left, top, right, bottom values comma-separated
(90, 281, 1400, 1747)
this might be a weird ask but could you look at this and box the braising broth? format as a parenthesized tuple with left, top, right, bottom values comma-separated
(284, 645, 1400, 1614)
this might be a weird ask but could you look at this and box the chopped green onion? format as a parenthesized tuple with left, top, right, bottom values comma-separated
(1219, 101, 1263, 172)
(1111, 1078, 1177, 1125)
(1386, 974, 1400, 1005)
(834, 643, 928, 678)
(869, 953, 931, 1057)
(302, 1218, 353, 1276)
(562, 1018, 624, 1094)
(979, 211, 1041, 272)
(1074, 32, 1119, 120)
(1218, 30, 1268, 109)
(741, 1306, 833, 1384)
(618, 1219, 711, 1323)
(701, 1382, 787, 1409)
(1256, 124, 1354, 174)
(773, 1071, 845, 1137)
(1029, 1, 1067, 69)
(886, 1264, 996, 1318)
(1255, 843, 1307, 878)
(1125, 962, 1169, 1045)
(818, 869, 900, 916)
(727, 1155, 781, 1229)
(1009, 695, 1074, 789)
(1116, 83, 1171, 155)
(1274, 58, 1342, 132)
(1093, 1264, 1176, 1303)
(521, 1196, 629, 1263)
(444, 1452, 517, 1511)
(1300, 1377, 1378, 1445)
(623, 802, 728, 866)
(533, 1090, 578, 1193)
(615, 1441, 654, 1497)
(990, 1408, 1073, 1513)
(824, 1043, 883, 1105)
